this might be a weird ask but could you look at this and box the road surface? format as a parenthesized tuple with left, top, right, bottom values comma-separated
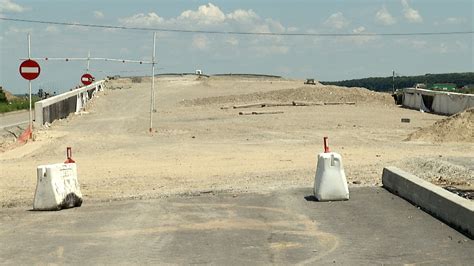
(0, 187, 472, 264)
(0, 110, 29, 129)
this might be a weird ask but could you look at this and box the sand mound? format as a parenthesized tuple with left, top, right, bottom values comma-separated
(407, 108, 474, 143)
(185, 84, 393, 106)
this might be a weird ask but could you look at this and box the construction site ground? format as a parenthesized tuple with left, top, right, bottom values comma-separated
(0, 76, 472, 208)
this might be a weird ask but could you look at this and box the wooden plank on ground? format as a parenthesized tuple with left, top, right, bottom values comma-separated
(223, 101, 356, 110)
(239, 111, 284, 115)
(292, 101, 324, 106)
(324, 102, 356, 105)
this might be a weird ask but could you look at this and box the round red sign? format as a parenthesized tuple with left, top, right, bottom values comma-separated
(19, 59, 41, 80)
(81, 73, 94, 85)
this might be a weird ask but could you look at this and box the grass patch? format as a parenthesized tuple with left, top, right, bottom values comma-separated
(0, 97, 40, 113)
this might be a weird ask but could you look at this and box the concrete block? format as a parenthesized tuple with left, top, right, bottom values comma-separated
(33, 163, 83, 211)
(382, 166, 474, 239)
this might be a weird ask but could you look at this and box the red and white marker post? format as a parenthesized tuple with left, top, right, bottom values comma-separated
(18, 33, 41, 139)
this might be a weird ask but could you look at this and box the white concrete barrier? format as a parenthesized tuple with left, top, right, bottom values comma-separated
(33, 163, 83, 211)
(402, 88, 474, 115)
(34, 80, 107, 126)
(313, 152, 349, 201)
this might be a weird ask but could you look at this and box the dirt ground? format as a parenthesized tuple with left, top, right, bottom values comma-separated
(0, 75, 472, 208)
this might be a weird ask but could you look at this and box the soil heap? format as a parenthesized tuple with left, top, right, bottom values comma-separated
(407, 108, 474, 143)
(186, 84, 393, 106)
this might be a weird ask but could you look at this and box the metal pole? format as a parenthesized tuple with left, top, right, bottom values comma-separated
(28, 33, 32, 137)
(149, 32, 156, 132)
(392, 70, 395, 94)
(152, 32, 156, 112)
(87, 51, 90, 73)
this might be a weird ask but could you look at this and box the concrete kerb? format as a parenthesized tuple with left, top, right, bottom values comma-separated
(382, 166, 474, 239)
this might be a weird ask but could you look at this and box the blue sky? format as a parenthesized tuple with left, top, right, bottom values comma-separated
(0, 0, 473, 94)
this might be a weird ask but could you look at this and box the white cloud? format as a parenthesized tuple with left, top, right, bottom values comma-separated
(264, 18, 285, 33)
(410, 40, 427, 49)
(93, 10, 104, 19)
(0, 0, 25, 13)
(178, 3, 225, 25)
(276, 66, 292, 75)
(437, 43, 448, 54)
(120, 3, 288, 35)
(252, 45, 289, 56)
(444, 17, 465, 24)
(395, 38, 467, 53)
(225, 36, 239, 46)
(119, 12, 164, 27)
(119, 3, 291, 56)
(119, 47, 130, 54)
(192, 35, 209, 50)
(349, 26, 377, 45)
(5, 26, 32, 35)
(435, 17, 467, 25)
(375, 6, 396, 25)
(324, 12, 350, 29)
(401, 0, 423, 23)
(287, 27, 299, 32)
(226, 9, 259, 24)
(433, 41, 467, 54)
(103, 28, 119, 33)
(454, 40, 468, 50)
(45, 25, 60, 34)
(353, 26, 366, 34)
(67, 22, 89, 32)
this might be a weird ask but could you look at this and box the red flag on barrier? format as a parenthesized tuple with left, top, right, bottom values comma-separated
(65, 147, 75, 163)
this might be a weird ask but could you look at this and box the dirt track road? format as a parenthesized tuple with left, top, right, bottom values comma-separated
(0, 76, 472, 208)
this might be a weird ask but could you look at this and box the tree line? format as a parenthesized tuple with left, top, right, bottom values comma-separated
(321, 72, 474, 92)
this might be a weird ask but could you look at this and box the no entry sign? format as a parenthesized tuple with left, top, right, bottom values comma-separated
(19, 59, 41, 80)
(81, 73, 94, 85)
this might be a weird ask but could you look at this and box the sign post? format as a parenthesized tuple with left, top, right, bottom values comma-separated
(19, 33, 41, 139)
(28, 34, 32, 137)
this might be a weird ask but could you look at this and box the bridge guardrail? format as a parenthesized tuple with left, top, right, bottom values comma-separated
(34, 80, 106, 125)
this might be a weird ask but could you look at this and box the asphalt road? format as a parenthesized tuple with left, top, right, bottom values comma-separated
(0, 110, 29, 129)
(0, 187, 472, 264)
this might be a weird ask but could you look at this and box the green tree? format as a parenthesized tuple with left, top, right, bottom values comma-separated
(0, 88, 7, 103)
(321, 72, 474, 92)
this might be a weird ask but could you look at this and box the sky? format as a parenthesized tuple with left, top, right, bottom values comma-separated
(0, 0, 473, 94)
